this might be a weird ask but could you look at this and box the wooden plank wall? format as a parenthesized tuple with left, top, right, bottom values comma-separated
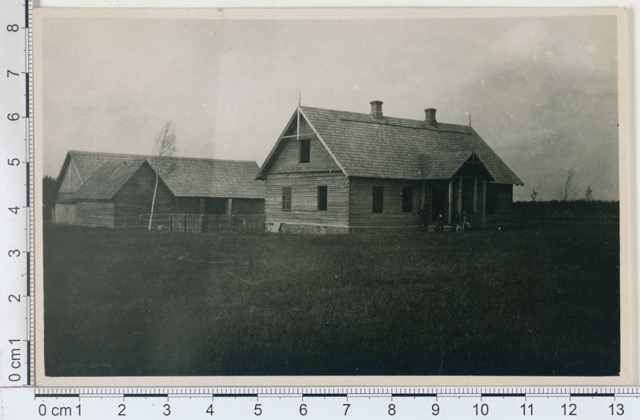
(53, 203, 77, 225)
(175, 197, 201, 214)
(267, 136, 341, 174)
(494, 183, 514, 215)
(57, 159, 82, 194)
(114, 164, 175, 227)
(264, 173, 349, 226)
(232, 198, 265, 215)
(349, 177, 421, 227)
(76, 201, 115, 228)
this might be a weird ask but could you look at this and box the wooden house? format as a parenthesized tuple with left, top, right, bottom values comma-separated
(257, 101, 523, 233)
(52, 151, 264, 228)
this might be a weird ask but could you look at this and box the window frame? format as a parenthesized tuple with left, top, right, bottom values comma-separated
(282, 187, 292, 212)
(299, 138, 311, 164)
(317, 185, 328, 211)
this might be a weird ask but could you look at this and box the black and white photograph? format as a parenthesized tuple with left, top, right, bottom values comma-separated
(35, 7, 630, 385)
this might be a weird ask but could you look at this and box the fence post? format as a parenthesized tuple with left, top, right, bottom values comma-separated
(124, 214, 127, 229)
(184, 213, 187, 233)
(169, 214, 172, 231)
(201, 214, 205, 233)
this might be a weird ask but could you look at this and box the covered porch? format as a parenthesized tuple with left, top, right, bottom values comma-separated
(419, 152, 494, 227)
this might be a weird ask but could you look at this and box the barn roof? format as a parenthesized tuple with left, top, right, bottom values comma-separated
(61, 151, 264, 199)
(258, 106, 522, 185)
(75, 159, 147, 200)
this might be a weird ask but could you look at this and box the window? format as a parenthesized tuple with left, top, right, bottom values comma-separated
(299, 139, 311, 163)
(282, 187, 291, 211)
(138, 177, 152, 194)
(402, 186, 413, 213)
(317, 186, 328, 211)
(372, 186, 384, 213)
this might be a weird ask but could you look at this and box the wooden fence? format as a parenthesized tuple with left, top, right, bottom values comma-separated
(126, 214, 265, 233)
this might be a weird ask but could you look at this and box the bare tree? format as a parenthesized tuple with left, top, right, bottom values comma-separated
(148, 122, 178, 231)
(584, 184, 593, 202)
(530, 189, 539, 202)
(557, 167, 579, 202)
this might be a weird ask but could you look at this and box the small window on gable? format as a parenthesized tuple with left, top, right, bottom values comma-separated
(372, 186, 384, 214)
(138, 177, 152, 194)
(300, 139, 311, 163)
(282, 187, 292, 212)
(402, 186, 413, 213)
(317, 186, 328, 211)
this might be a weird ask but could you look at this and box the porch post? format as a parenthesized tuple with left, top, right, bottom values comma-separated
(226, 198, 233, 216)
(457, 177, 462, 219)
(421, 181, 426, 209)
(473, 178, 478, 213)
(482, 180, 487, 223)
(447, 179, 453, 225)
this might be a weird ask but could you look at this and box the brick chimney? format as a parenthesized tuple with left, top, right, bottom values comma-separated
(370, 100, 383, 119)
(424, 108, 437, 125)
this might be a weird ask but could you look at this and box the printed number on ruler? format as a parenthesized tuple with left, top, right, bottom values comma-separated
(1, 0, 31, 388)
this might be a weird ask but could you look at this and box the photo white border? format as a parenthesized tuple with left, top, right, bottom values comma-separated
(33, 6, 634, 387)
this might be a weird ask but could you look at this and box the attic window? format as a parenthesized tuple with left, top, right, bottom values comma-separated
(299, 139, 311, 163)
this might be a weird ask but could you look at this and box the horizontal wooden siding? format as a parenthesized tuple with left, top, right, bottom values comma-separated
(114, 164, 175, 227)
(265, 173, 349, 226)
(349, 178, 422, 227)
(76, 201, 115, 228)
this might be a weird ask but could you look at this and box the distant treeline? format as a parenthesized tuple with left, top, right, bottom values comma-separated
(514, 200, 619, 217)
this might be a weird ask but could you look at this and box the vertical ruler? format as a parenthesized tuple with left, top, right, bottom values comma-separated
(0, 0, 33, 387)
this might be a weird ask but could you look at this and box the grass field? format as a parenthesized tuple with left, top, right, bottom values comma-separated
(43, 225, 620, 377)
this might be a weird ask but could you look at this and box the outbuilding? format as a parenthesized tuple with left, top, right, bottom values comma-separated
(52, 151, 264, 228)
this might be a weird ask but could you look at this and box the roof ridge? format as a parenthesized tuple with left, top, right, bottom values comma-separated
(299, 105, 472, 131)
(69, 150, 258, 165)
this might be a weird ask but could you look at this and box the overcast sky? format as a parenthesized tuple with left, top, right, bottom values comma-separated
(42, 11, 620, 201)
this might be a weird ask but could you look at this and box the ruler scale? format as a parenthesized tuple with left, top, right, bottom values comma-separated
(1, 387, 640, 419)
(1, 2, 638, 419)
(1, 0, 32, 391)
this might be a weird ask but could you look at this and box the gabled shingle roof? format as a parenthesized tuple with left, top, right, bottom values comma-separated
(62, 151, 264, 199)
(75, 159, 147, 200)
(259, 106, 522, 185)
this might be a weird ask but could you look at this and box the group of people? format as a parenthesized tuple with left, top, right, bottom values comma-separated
(418, 207, 476, 233)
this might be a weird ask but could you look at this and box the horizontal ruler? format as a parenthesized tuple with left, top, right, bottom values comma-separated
(1, 388, 640, 419)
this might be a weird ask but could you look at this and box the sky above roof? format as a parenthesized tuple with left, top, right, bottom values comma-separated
(41, 10, 621, 201)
